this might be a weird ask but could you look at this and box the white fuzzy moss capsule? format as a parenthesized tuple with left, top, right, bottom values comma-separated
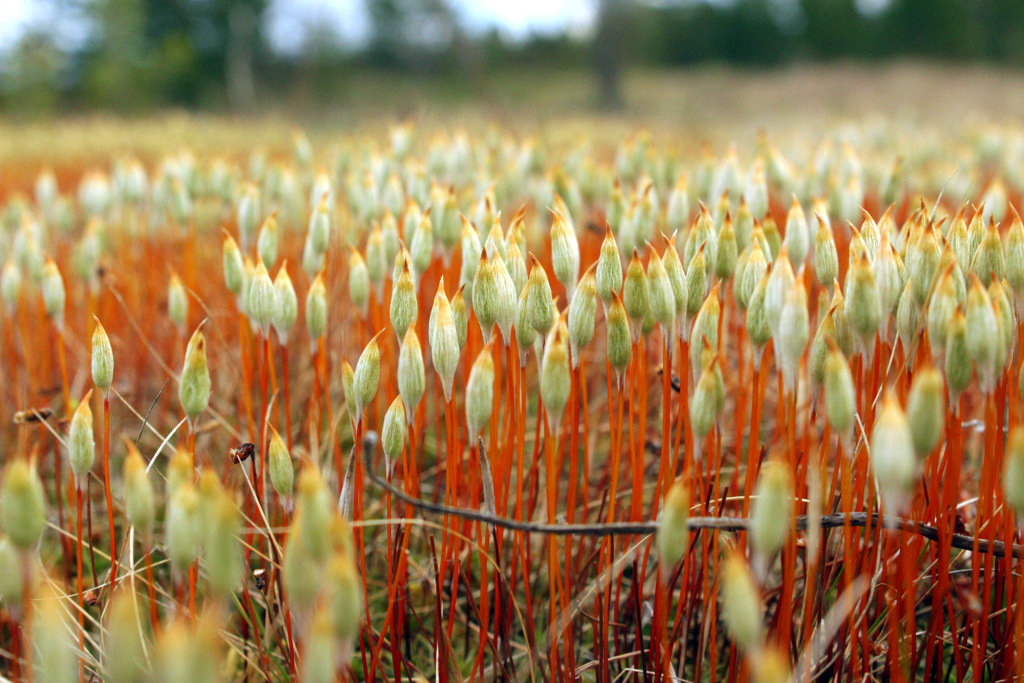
(690, 282, 721, 364)
(222, 232, 245, 298)
(32, 585, 76, 683)
(1, 260, 21, 313)
(0, 459, 46, 550)
(237, 183, 261, 250)
(906, 366, 945, 459)
(166, 482, 201, 574)
(965, 274, 999, 391)
(721, 551, 764, 655)
(41, 258, 65, 327)
(179, 327, 212, 424)
(309, 195, 332, 255)
(550, 210, 580, 300)
(301, 608, 338, 683)
(154, 614, 221, 683)
(0, 537, 22, 607)
(348, 247, 370, 314)
(870, 390, 916, 513)
(398, 328, 425, 421)
(750, 460, 794, 559)
(505, 241, 528, 297)
(123, 442, 155, 540)
(739, 242, 767, 312)
(515, 287, 538, 359)
(451, 286, 469, 349)
(691, 358, 724, 442)
(824, 347, 856, 436)
(648, 249, 676, 332)
(595, 224, 623, 304)
(492, 253, 518, 344)
(390, 262, 418, 340)
(783, 196, 809, 266)
(813, 215, 838, 288)
(895, 278, 921, 356)
(808, 304, 836, 388)
(353, 332, 383, 419)
(473, 253, 499, 340)
(945, 310, 971, 405)
(777, 281, 809, 392)
(247, 261, 275, 336)
(205, 489, 242, 597)
(657, 479, 689, 573)
(1005, 208, 1024, 303)
(540, 321, 571, 427)
(325, 551, 364, 648)
(460, 216, 483, 297)
(168, 272, 189, 331)
(716, 214, 739, 279)
(607, 295, 633, 376)
(764, 245, 795, 330)
(663, 241, 687, 319)
(874, 235, 903, 319)
(257, 212, 280, 269)
(568, 268, 598, 365)
(410, 212, 434, 281)
(91, 317, 114, 393)
(305, 271, 328, 345)
(971, 219, 1005, 287)
(746, 270, 772, 351)
(273, 263, 298, 344)
(623, 249, 650, 334)
(911, 227, 941, 305)
(430, 292, 460, 402)
(927, 267, 959, 361)
(68, 390, 95, 488)
(381, 397, 407, 471)
(466, 342, 496, 438)
(104, 587, 148, 683)
(845, 254, 882, 352)
(1003, 428, 1024, 514)
(524, 258, 556, 336)
(269, 426, 294, 501)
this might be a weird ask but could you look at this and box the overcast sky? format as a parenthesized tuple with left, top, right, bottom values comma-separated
(0, 0, 599, 55)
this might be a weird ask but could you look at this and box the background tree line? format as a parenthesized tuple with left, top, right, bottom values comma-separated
(3, 0, 1024, 116)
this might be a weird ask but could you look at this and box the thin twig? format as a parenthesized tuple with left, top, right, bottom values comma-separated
(361, 432, 1024, 558)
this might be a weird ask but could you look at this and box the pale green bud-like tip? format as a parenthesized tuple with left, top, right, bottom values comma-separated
(721, 551, 764, 655)
(870, 390, 916, 513)
(749, 459, 794, 558)
(390, 261, 418, 340)
(540, 319, 572, 426)
(0, 459, 46, 550)
(168, 271, 189, 330)
(353, 330, 384, 416)
(305, 271, 328, 343)
(657, 479, 689, 573)
(906, 366, 945, 458)
(68, 389, 96, 485)
(568, 267, 598, 364)
(269, 426, 295, 501)
(91, 316, 114, 392)
(247, 261, 275, 335)
(381, 396, 407, 468)
(123, 440, 155, 539)
(398, 328, 426, 419)
(179, 325, 212, 423)
(1002, 427, 1024, 514)
(272, 262, 299, 343)
(465, 341, 496, 438)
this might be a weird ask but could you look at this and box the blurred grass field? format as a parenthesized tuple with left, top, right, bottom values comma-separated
(3, 62, 1023, 174)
